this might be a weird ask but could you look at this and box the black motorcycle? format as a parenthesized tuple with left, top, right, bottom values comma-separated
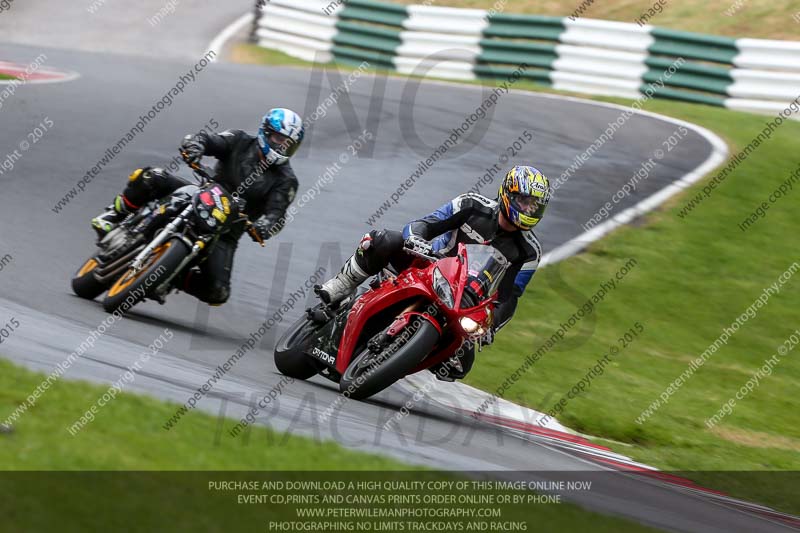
(71, 163, 262, 313)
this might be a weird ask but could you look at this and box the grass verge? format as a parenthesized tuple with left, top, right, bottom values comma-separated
(233, 46, 800, 513)
(0, 357, 403, 471)
(230, 43, 319, 68)
(0, 359, 659, 532)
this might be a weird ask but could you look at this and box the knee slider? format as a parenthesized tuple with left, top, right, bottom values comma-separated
(128, 168, 145, 183)
(128, 167, 162, 189)
(207, 284, 230, 306)
(359, 232, 376, 251)
(124, 167, 159, 204)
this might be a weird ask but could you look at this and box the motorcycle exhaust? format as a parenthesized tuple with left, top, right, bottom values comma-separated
(93, 246, 146, 283)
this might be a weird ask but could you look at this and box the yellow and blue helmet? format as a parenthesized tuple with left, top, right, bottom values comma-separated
(498, 166, 551, 231)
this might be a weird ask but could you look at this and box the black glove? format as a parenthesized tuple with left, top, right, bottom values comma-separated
(478, 327, 495, 350)
(180, 135, 205, 165)
(233, 195, 247, 214)
(252, 216, 276, 242)
(404, 235, 434, 257)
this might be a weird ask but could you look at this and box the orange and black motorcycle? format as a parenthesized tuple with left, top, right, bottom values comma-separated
(71, 163, 261, 313)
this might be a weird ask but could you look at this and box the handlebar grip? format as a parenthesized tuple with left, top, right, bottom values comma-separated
(404, 243, 438, 262)
(247, 223, 266, 247)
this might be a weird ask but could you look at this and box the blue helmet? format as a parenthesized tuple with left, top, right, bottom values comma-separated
(257, 108, 305, 166)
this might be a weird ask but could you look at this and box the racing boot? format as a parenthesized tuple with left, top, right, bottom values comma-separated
(91, 195, 131, 238)
(316, 253, 370, 305)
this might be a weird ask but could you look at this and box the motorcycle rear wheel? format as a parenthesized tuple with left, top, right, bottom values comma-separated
(102, 238, 188, 314)
(339, 318, 440, 401)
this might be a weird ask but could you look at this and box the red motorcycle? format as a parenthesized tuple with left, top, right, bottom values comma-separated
(274, 243, 508, 400)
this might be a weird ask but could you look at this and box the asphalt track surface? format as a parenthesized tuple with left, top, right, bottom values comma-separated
(0, 4, 795, 532)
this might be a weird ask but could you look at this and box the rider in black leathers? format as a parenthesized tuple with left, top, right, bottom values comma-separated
(91, 108, 305, 305)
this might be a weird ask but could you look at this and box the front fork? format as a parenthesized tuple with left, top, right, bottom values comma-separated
(367, 301, 436, 354)
(129, 205, 211, 294)
(129, 205, 192, 271)
(153, 237, 210, 295)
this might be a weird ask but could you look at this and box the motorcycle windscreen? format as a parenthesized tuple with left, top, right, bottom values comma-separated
(462, 244, 509, 304)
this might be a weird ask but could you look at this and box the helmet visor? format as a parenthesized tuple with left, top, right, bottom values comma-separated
(510, 193, 547, 220)
(267, 130, 300, 158)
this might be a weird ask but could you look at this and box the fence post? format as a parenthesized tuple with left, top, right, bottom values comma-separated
(250, 0, 263, 43)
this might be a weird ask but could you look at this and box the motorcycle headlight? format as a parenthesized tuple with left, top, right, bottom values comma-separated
(192, 203, 217, 232)
(459, 317, 484, 335)
(432, 267, 454, 308)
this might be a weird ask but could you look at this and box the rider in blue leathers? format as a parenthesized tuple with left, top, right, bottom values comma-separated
(318, 166, 552, 380)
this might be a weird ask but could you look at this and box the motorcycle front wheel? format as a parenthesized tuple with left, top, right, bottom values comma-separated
(339, 318, 440, 401)
(102, 238, 189, 314)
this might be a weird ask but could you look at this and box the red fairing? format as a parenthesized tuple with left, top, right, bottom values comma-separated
(334, 268, 432, 374)
(334, 243, 498, 378)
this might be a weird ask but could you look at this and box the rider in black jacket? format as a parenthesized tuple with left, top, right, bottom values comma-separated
(317, 166, 551, 380)
(91, 108, 305, 305)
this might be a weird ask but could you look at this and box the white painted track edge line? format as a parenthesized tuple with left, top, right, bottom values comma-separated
(207, 12, 256, 62)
